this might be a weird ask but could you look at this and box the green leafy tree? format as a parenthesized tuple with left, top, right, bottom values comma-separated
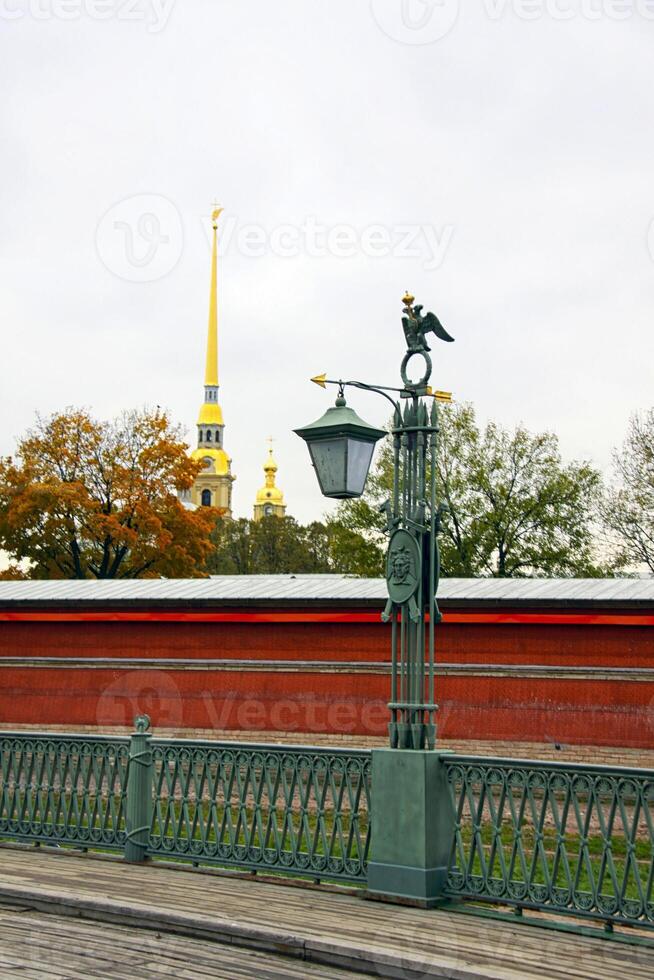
(207, 516, 313, 575)
(206, 518, 254, 574)
(304, 521, 384, 577)
(206, 515, 383, 576)
(602, 409, 654, 573)
(336, 402, 606, 578)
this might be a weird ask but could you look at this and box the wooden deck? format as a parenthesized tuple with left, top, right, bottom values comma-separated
(0, 905, 357, 979)
(0, 845, 651, 979)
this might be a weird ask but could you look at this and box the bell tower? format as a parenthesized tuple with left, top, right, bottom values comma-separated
(253, 439, 286, 520)
(189, 206, 235, 514)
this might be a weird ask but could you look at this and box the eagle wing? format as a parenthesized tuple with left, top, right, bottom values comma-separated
(424, 311, 454, 344)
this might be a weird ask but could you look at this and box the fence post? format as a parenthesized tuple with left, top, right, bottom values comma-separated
(366, 749, 455, 907)
(124, 714, 153, 863)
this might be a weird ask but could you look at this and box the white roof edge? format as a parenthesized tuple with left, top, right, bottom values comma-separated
(0, 575, 652, 604)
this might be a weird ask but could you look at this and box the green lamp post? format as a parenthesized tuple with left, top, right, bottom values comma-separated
(295, 293, 455, 752)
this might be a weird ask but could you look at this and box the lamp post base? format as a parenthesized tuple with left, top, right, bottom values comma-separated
(366, 749, 455, 906)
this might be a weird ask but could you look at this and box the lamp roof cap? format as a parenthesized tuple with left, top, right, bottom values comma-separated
(294, 398, 387, 443)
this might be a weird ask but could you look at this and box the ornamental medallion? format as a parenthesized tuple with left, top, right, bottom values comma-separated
(386, 529, 421, 605)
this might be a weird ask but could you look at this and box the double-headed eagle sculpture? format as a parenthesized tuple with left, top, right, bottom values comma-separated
(401, 291, 454, 354)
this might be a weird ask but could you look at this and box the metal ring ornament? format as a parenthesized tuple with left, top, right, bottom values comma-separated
(551, 887, 572, 907)
(507, 881, 528, 901)
(597, 894, 619, 915)
(529, 883, 548, 904)
(400, 349, 432, 388)
(487, 767, 504, 786)
(574, 890, 594, 911)
(448, 870, 465, 891)
(623, 899, 643, 920)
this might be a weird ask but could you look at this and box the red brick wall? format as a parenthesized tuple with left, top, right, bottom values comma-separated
(0, 609, 652, 750)
(1, 618, 652, 666)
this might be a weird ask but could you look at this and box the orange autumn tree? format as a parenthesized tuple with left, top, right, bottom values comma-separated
(0, 408, 216, 579)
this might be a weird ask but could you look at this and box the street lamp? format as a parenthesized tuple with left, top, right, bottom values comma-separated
(295, 293, 454, 751)
(294, 393, 386, 499)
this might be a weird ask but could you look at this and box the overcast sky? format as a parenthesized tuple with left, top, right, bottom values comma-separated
(1, 0, 653, 523)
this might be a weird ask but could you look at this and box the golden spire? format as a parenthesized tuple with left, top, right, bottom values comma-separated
(195, 203, 225, 429)
(204, 204, 223, 387)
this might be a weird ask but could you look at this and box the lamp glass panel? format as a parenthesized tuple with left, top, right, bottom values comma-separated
(308, 438, 348, 497)
(346, 438, 375, 496)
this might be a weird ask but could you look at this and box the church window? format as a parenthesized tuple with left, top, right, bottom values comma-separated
(199, 431, 203, 442)
(206, 430, 212, 442)
(201, 489, 212, 507)
(264, 504, 273, 516)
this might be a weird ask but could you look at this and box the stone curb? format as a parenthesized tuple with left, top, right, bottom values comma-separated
(0, 881, 481, 980)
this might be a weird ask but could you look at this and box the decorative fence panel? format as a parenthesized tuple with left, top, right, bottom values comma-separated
(3, 726, 653, 934)
(0, 732, 129, 850)
(443, 756, 654, 929)
(148, 740, 371, 881)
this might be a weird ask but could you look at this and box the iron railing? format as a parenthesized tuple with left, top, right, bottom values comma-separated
(443, 756, 654, 930)
(0, 732, 129, 850)
(0, 730, 371, 882)
(3, 727, 653, 932)
(148, 739, 371, 881)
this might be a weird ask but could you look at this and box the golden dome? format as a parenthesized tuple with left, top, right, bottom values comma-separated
(197, 402, 224, 426)
(255, 484, 284, 504)
(190, 446, 231, 475)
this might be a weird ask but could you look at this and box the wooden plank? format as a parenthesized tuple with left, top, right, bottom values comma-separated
(0, 845, 651, 979)
(0, 909, 357, 979)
